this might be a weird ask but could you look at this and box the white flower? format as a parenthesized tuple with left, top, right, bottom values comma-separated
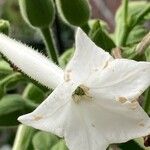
(0, 28, 150, 150)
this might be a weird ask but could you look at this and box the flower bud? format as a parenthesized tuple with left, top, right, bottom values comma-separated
(0, 20, 10, 35)
(18, 0, 55, 28)
(56, 0, 90, 26)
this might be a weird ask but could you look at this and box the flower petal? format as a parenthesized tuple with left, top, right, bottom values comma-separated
(18, 83, 73, 137)
(87, 59, 150, 101)
(65, 28, 113, 84)
(0, 34, 63, 89)
(64, 102, 108, 150)
(74, 100, 150, 147)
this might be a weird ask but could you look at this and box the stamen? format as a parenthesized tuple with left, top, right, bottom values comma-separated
(72, 85, 91, 103)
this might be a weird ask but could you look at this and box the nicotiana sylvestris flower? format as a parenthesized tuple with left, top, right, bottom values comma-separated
(0, 28, 150, 150)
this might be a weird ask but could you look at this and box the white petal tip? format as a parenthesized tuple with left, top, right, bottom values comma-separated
(18, 114, 32, 124)
(76, 27, 85, 37)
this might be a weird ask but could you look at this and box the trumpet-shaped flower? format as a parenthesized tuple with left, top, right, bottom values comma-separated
(0, 28, 150, 150)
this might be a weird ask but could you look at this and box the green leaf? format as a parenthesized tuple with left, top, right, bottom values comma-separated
(119, 138, 150, 150)
(145, 46, 150, 61)
(126, 25, 148, 46)
(134, 138, 150, 150)
(122, 46, 146, 61)
(59, 48, 74, 68)
(115, 1, 150, 46)
(118, 140, 144, 150)
(127, 3, 150, 29)
(51, 140, 68, 150)
(89, 21, 115, 52)
(32, 131, 59, 150)
(143, 87, 150, 114)
(0, 73, 26, 89)
(23, 83, 45, 104)
(0, 19, 10, 35)
(0, 94, 36, 126)
(88, 19, 109, 33)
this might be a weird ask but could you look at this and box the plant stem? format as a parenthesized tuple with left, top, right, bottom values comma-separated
(135, 31, 150, 55)
(40, 27, 59, 64)
(12, 84, 37, 150)
(12, 125, 36, 150)
(119, 0, 129, 46)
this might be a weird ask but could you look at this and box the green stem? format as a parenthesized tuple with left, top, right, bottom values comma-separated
(118, 0, 129, 46)
(40, 27, 59, 64)
(12, 125, 36, 150)
(12, 85, 37, 150)
(135, 31, 150, 55)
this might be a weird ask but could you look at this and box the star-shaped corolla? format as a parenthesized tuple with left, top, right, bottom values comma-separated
(0, 28, 150, 150)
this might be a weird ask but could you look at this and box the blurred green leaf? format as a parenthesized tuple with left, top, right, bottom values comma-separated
(134, 138, 150, 150)
(0, 94, 36, 126)
(23, 83, 45, 104)
(143, 48, 150, 114)
(0, 19, 10, 35)
(88, 19, 109, 33)
(59, 48, 74, 68)
(118, 140, 144, 150)
(127, 2, 150, 29)
(0, 73, 25, 87)
(51, 140, 68, 150)
(145, 46, 150, 61)
(0, 60, 13, 74)
(32, 131, 59, 150)
(126, 25, 148, 46)
(115, 1, 150, 46)
(122, 32, 150, 60)
(122, 46, 146, 61)
(2, 0, 36, 40)
(89, 20, 115, 52)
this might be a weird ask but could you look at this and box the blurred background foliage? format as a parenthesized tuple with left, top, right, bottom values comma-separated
(0, 0, 150, 150)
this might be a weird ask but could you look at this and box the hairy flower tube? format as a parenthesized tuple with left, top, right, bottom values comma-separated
(0, 28, 150, 150)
